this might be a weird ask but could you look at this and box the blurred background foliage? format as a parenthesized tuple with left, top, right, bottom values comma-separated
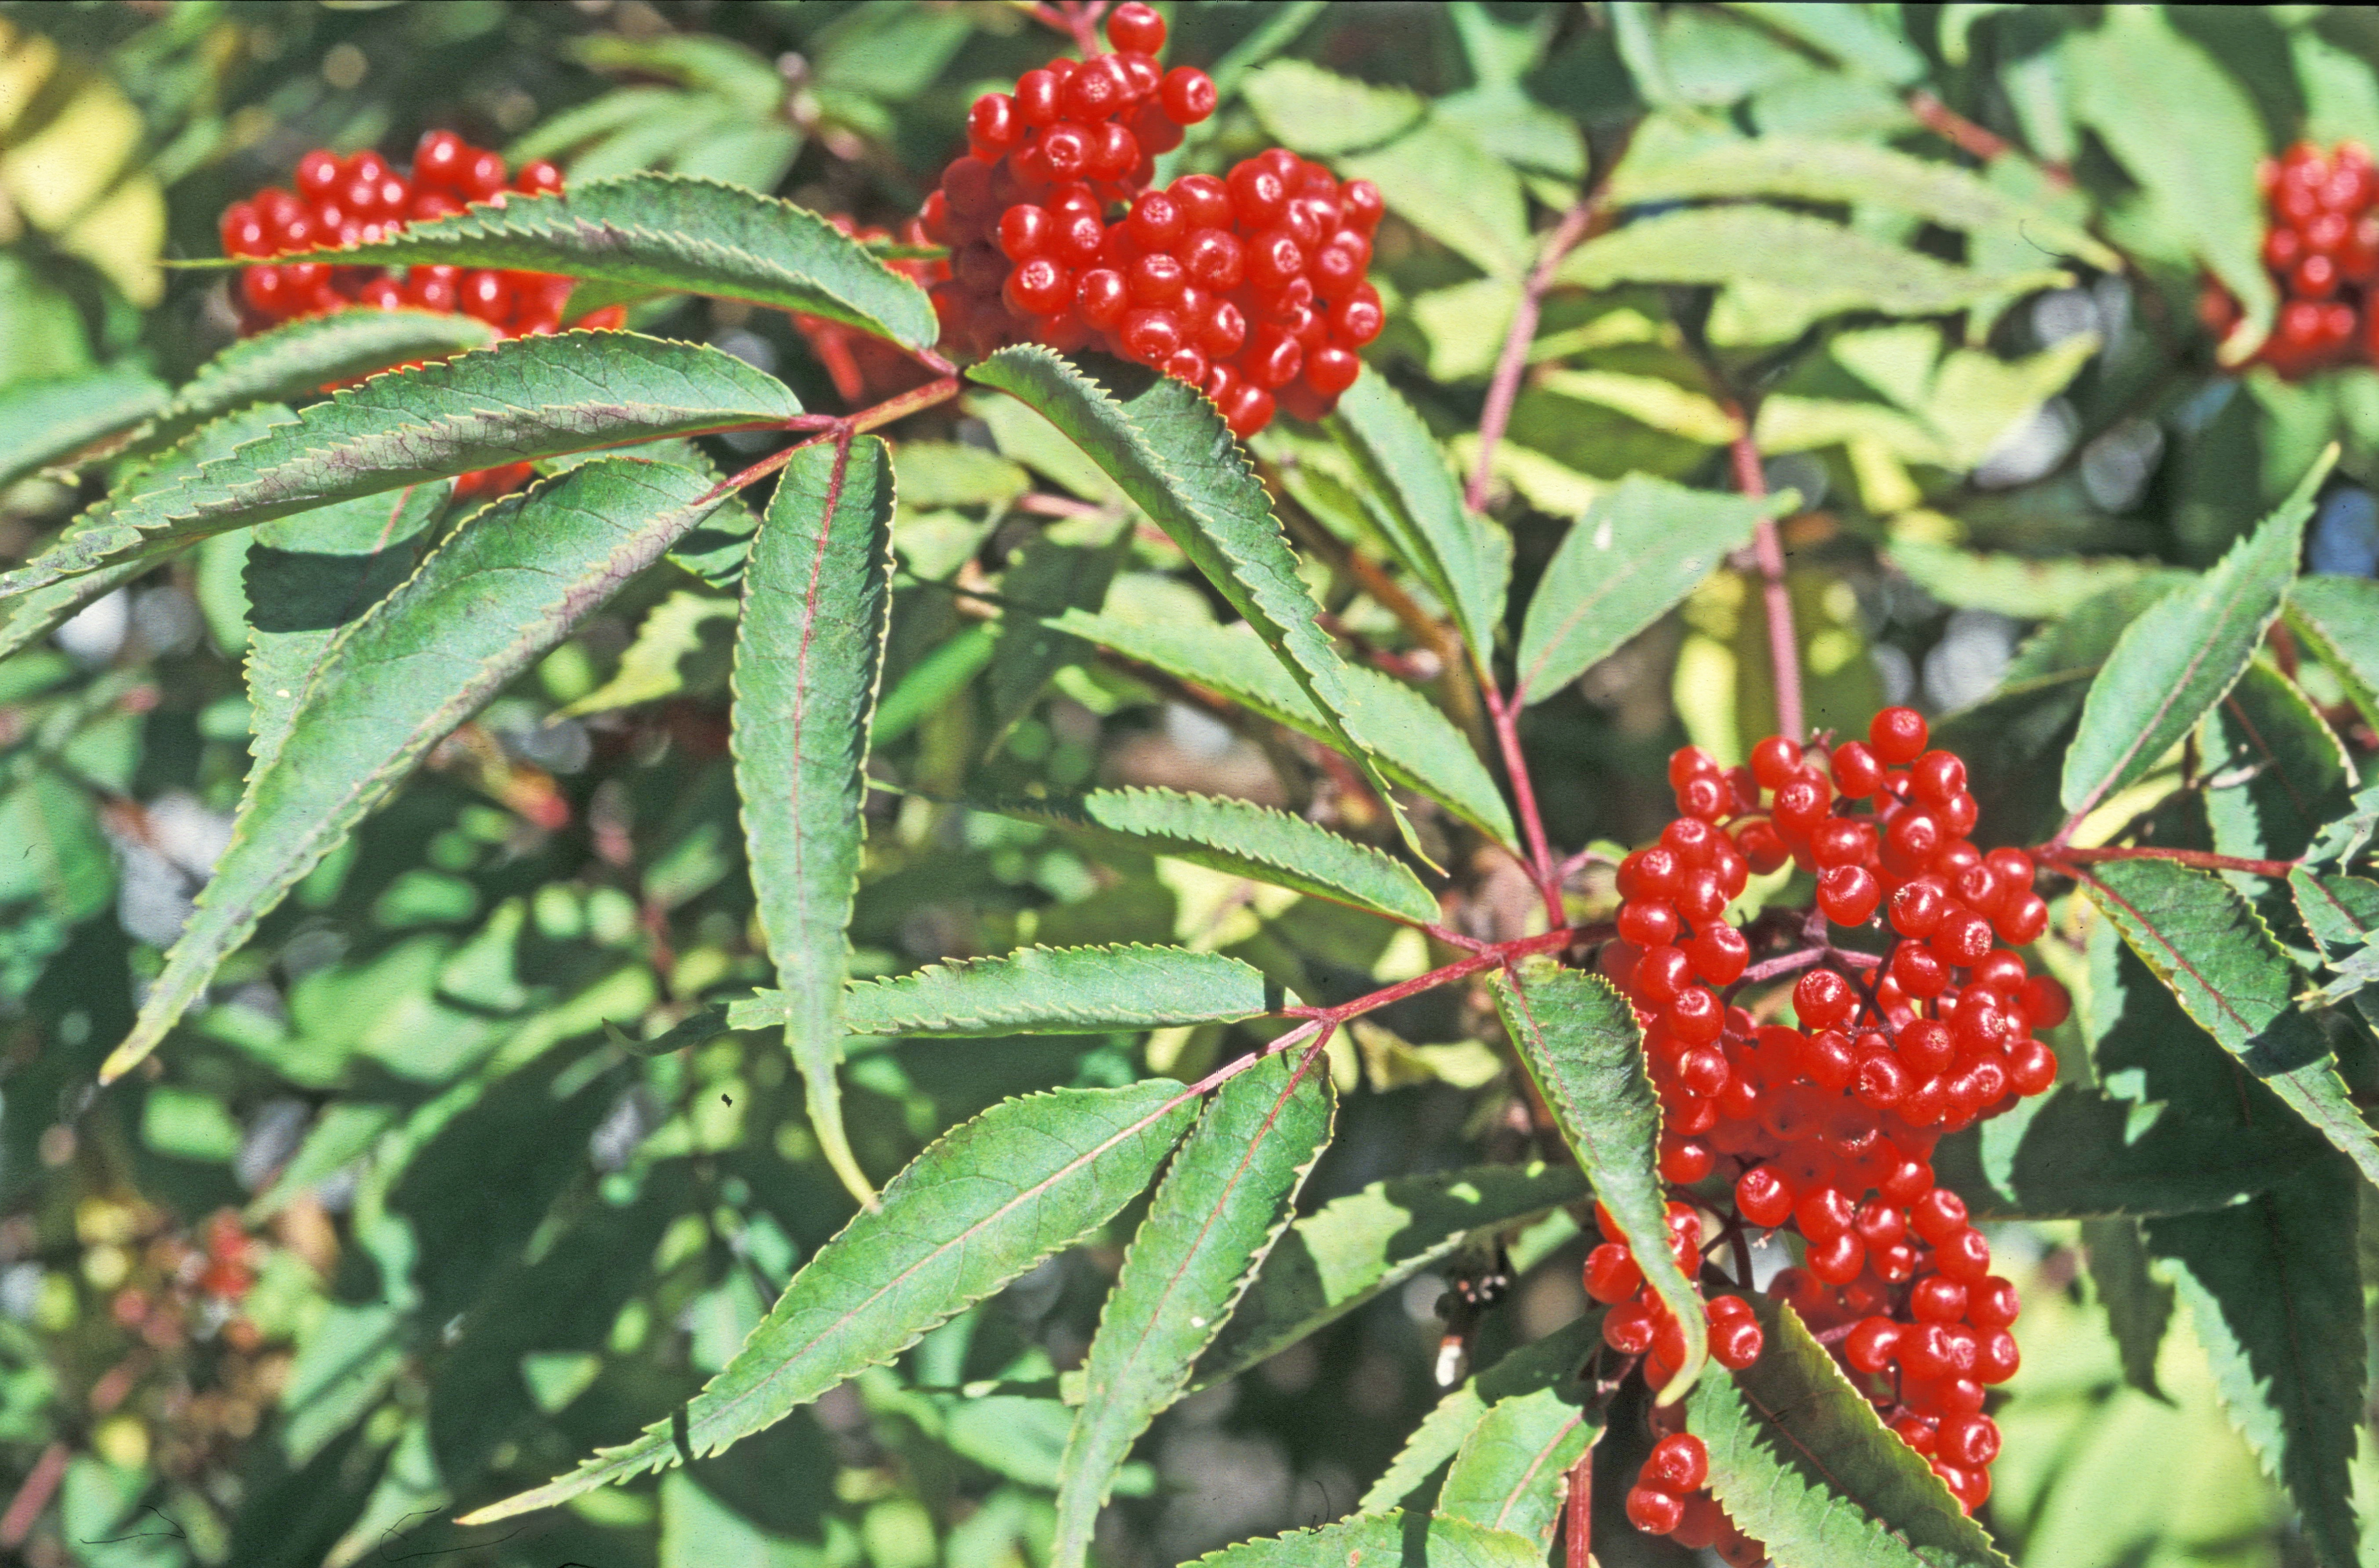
(0, 3, 2375, 1567)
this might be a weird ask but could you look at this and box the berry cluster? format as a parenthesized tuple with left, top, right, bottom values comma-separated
(2201, 140, 2379, 378)
(1623, 1426, 1764, 1566)
(919, 2, 1382, 437)
(1585, 707, 2068, 1551)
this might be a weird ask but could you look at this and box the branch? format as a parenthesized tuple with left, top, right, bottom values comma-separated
(1467, 197, 1601, 514)
(2040, 843, 2301, 879)
(1906, 90, 2073, 188)
(1730, 427, 1803, 743)
(1487, 684, 1568, 929)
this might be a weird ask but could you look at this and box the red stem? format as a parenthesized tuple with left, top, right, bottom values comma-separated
(1731, 428, 1803, 743)
(1563, 1442, 1594, 1568)
(1487, 684, 1569, 929)
(2041, 843, 2300, 879)
(1906, 90, 2073, 187)
(0, 1442, 65, 1548)
(1467, 197, 1599, 514)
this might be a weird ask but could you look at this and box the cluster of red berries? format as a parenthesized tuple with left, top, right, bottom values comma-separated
(1621, 1427, 1764, 1566)
(2202, 141, 2379, 378)
(1584, 707, 2068, 1551)
(918, 2, 1383, 437)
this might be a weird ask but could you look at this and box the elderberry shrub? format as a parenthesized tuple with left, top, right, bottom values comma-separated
(1588, 707, 2071, 1552)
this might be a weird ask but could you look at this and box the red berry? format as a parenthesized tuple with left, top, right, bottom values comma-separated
(1626, 1485, 1685, 1536)
(1817, 865, 1881, 927)
(1870, 707, 1928, 765)
(1121, 307, 1183, 365)
(1643, 1433, 1709, 1494)
(1160, 65, 1218, 125)
(1736, 1165, 1794, 1229)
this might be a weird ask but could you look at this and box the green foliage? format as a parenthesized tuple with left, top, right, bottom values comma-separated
(831, 945, 1280, 1037)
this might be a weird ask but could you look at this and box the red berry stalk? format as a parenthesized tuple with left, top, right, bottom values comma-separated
(1585, 707, 2068, 1553)
(919, 2, 1384, 438)
(2202, 140, 2379, 377)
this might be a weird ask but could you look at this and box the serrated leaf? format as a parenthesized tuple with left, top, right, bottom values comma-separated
(97, 457, 739, 1083)
(0, 363, 167, 488)
(1436, 1383, 1595, 1548)
(1689, 1297, 2013, 1568)
(1049, 610, 1517, 848)
(0, 404, 295, 664)
(1492, 961, 1703, 1398)
(0, 332, 799, 600)
(1240, 59, 1425, 154)
(1185, 1511, 1543, 1568)
(2306, 778, 2379, 870)
(1936, 1084, 2307, 1220)
(123, 309, 504, 461)
(2293, 868, 2379, 1021)
(2061, 453, 2331, 820)
(982, 786, 1438, 925)
(2144, 1166, 2366, 1568)
(2082, 857, 2379, 1192)
(460, 1079, 1198, 1525)
(2201, 661, 2356, 865)
(1361, 1316, 1601, 1514)
(752, 944, 1283, 1037)
(1608, 135, 2117, 268)
(2081, 1215, 2173, 1401)
(1326, 373, 1506, 667)
(2287, 574, 2379, 729)
(264, 174, 936, 349)
(1883, 541, 2170, 621)
(1193, 1162, 1587, 1388)
(733, 437, 894, 1208)
(1050, 1053, 1333, 1568)
(1515, 474, 1770, 706)
(1553, 207, 2063, 319)
(967, 347, 1420, 859)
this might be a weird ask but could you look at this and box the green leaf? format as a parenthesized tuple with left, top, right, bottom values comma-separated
(1360, 1316, 1602, 1514)
(967, 347, 1419, 859)
(978, 786, 1439, 925)
(1492, 961, 1703, 1398)
(1553, 207, 2063, 319)
(553, 588, 737, 718)
(988, 534, 1123, 743)
(0, 332, 799, 599)
(2293, 868, 2379, 1019)
(1935, 1084, 2308, 1220)
(2307, 778, 2379, 870)
(0, 404, 295, 665)
(2287, 574, 2379, 729)
(2061, 452, 2331, 821)
(1050, 1053, 1333, 1568)
(1719, 1, 1925, 83)
(2143, 1166, 2366, 1568)
(1186, 1512, 1544, 1568)
(270, 174, 937, 349)
(1326, 373, 1506, 668)
(2081, 857, 2379, 1192)
(1436, 1382, 1595, 1548)
(1688, 1296, 2014, 1568)
(0, 363, 168, 489)
(97, 457, 738, 1083)
(1883, 541, 2174, 622)
(123, 309, 504, 461)
(1192, 1162, 1587, 1388)
(2200, 662, 2356, 865)
(460, 1079, 1198, 1525)
(2081, 1215, 2173, 1401)
(1240, 59, 1425, 154)
(744, 944, 1283, 1037)
(1338, 118, 1532, 278)
(1048, 610, 1517, 848)
(1608, 136, 2117, 269)
(872, 620, 994, 746)
(733, 437, 895, 1208)
(1514, 474, 1771, 706)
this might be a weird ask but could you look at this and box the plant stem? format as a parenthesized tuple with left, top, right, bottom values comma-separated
(2041, 843, 2301, 879)
(1905, 90, 2073, 187)
(1563, 1441, 1595, 1568)
(1487, 684, 1569, 929)
(1467, 197, 1601, 514)
(1730, 426, 1804, 743)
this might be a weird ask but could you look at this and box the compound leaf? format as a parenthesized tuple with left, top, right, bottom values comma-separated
(98, 457, 740, 1082)
(0, 332, 798, 600)
(733, 437, 895, 1207)
(461, 1079, 1198, 1525)
(2288, 574, 2379, 729)
(827, 944, 1281, 1037)
(1515, 475, 1771, 706)
(967, 346, 1420, 860)
(0, 363, 168, 489)
(1493, 960, 1703, 1398)
(2061, 452, 2329, 821)
(1050, 1053, 1333, 1568)
(1688, 1296, 2013, 1568)
(265, 173, 937, 349)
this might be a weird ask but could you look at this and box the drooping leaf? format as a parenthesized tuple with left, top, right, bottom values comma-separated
(1192, 1162, 1587, 1388)
(123, 309, 504, 460)
(0, 363, 168, 488)
(1514, 474, 1771, 706)
(461, 1079, 1198, 1524)
(733, 437, 895, 1207)
(1553, 207, 2063, 319)
(981, 786, 1440, 925)
(2081, 1215, 2173, 1401)
(1435, 1383, 1595, 1548)
(1050, 1053, 1333, 1568)
(2081, 857, 2379, 1191)
(97, 457, 740, 1083)
(2200, 661, 2357, 865)
(1607, 135, 2117, 267)
(1185, 1512, 1544, 1568)
(2143, 1165, 2366, 1568)
(732, 945, 1283, 1037)
(0, 332, 799, 600)
(966, 346, 1419, 859)
(1935, 1084, 2307, 1220)
(1048, 609, 1517, 848)
(1690, 1297, 2013, 1568)
(1360, 1315, 1601, 1514)
(1326, 373, 1506, 668)
(1491, 960, 1703, 1398)
(2287, 574, 2379, 728)
(2060, 452, 2331, 821)
(264, 173, 938, 349)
